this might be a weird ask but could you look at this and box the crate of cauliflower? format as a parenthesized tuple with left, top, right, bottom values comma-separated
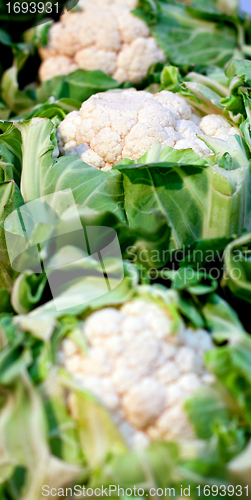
(1, 2, 251, 500)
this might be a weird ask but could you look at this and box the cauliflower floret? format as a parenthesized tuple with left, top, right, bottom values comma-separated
(80, 149, 106, 169)
(111, 4, 150, 43)
(174, 138, 212, 157)
(40, 14, 86, 58)
(123, 378, 166, 429)
(38, 55, 78, 82)
(199, 114, 240, 141)
(175, 119, 201, 139)
(57, 89, 226, 169)
(57, 110, 82, 153)
(61, 298, 215, 449)
(138, 98, 175, 127)
(122, 122, 174, 160)
(114, 37, 165, 84)
(154, 91, 192, 120)
(39, 0, 165, 84)
(75, 48, 117, 76)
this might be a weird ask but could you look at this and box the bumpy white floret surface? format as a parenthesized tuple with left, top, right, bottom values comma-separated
(61, 299, 215, 450)
(199, 114, 239, 141)
(56, 89, 238, 170)
(39, 0, 165, 83)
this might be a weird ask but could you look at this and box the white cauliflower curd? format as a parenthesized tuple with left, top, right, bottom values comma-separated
(61, 298, 215, 450)
(56, 88, 239, 170)
(39, 0, 165, 83)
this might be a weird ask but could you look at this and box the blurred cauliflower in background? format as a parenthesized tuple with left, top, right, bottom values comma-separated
(61, 297, 215, 450)
(39, 0, 165, 83)
(56, 88, 239, 170)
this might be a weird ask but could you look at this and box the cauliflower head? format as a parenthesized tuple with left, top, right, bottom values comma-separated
(39, 0, 165, 83)
(56, 89, 238, 170)
(61, 298, 215, 450)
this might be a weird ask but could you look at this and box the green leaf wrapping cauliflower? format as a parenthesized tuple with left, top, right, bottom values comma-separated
(38, 0, 165, 83)
(61, 297, 215, 449)
(56, 88, 239, 170)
